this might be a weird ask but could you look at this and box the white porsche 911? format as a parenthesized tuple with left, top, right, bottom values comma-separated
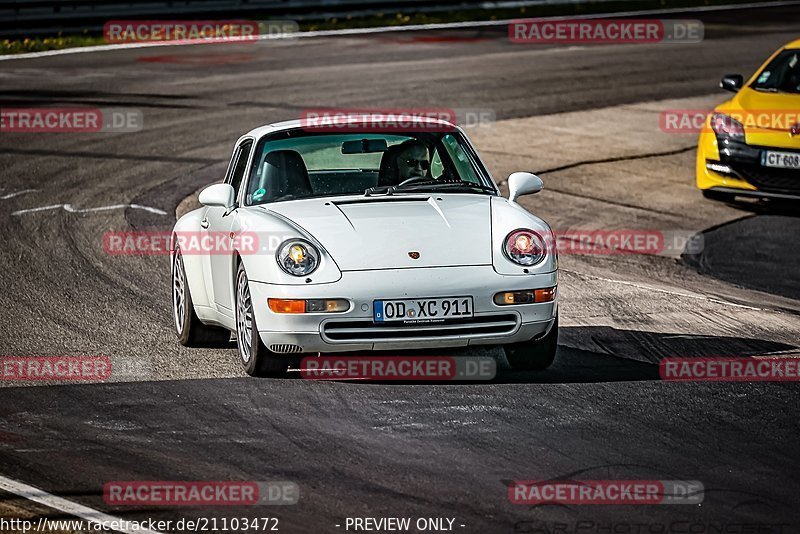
(171, 116, 558, 376)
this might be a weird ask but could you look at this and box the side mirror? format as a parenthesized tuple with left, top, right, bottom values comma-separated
(507, 172, 544, 202)
(199, 183, 235, 209)
(720, 74, 743, 93)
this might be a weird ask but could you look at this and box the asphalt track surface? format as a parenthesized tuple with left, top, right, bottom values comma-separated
(1, 5, 800, 533)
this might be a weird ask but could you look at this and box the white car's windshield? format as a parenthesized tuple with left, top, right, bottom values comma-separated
(244, 130, 496, 205)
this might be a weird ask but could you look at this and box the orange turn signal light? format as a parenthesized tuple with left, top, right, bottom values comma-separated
(268, 298, 350, 314)
(268, 299, 306, 314)
(534, 287, 557, 302)
(494, 287, 557, 305)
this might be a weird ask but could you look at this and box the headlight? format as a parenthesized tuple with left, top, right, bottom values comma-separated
(710, 112, 745, 141)
(503, 229, 546, 266)
(277, 239, 319, 276)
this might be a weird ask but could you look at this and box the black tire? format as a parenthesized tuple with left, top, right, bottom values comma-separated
(504, 316, 558, 371)
(172, 248, 230, 347)
(235, 262, 288, 377)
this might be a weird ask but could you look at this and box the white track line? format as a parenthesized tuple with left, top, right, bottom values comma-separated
(561, 268, 766, 311)
(0, 474, 164, 534)
(1, 0, 798, 61)
(0, 189, 39, 200)
(12, 203, 167, 216)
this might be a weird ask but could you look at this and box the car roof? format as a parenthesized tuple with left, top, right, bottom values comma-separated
(242, 115, 459, 139)
(785, 38, 800, 50)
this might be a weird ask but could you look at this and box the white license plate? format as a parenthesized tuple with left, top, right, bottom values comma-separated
(762, 151, 800, 169)
(373, 296, 473, 323)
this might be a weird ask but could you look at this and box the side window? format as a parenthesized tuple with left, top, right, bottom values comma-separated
(226, 140, 253, 198)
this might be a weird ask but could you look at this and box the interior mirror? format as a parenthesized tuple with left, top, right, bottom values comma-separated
(720, 74, 743, 93)
(199, 183, 235, 209)
(341, 139, 388, 154)
(508, 172, 544, 202)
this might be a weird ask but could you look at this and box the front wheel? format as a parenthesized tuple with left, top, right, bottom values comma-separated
(503, 316, 558, 371)
(235, 263, 288, 377)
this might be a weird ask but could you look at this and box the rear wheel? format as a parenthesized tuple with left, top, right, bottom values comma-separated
(503, 316, 558, 371)
(172, 248, 229, 346)
(235, 263, 288, 377)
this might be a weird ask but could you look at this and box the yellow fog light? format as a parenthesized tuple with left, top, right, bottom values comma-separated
(325, 299, 349, 312)
(305, 299, 349, 313)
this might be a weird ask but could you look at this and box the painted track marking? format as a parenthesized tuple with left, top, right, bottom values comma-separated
(0, 474, 164, 534)
(12, 203, 167, 216)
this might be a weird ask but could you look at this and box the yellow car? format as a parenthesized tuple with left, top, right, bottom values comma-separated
(697, 38, 800, 201)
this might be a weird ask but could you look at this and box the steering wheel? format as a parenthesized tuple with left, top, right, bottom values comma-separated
(397, 176, 431, 187)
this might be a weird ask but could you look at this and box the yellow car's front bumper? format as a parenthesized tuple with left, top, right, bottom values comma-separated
(696, 125, 800, 200)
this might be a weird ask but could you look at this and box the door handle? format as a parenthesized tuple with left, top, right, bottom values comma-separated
(200, 218, 209, 229)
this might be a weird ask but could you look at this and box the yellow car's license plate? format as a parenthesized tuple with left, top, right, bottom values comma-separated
(762, 150, 800, 169)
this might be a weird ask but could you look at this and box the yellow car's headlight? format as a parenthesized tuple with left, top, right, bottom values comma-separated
(711, 112, 745, 141)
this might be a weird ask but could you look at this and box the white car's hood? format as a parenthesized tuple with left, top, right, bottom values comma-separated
(265, 195, 492, 271)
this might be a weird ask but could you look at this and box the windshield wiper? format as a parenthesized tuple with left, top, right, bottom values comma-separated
(395, 179, 497, 193)
(365, 179, 497, 196)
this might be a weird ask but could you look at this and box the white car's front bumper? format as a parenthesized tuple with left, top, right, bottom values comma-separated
(248, 265, 557, 354)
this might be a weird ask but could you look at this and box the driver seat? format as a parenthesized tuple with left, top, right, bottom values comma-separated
(253, 150, 312, 201)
